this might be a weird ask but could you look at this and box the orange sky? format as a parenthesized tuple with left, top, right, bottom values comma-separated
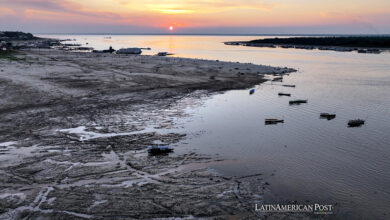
(0, 0, 389, 33)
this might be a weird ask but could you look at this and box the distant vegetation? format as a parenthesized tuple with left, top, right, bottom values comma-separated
(0, 51, 25, 62)
(0, 31, 36, 41)
(248, 37, 390, 48)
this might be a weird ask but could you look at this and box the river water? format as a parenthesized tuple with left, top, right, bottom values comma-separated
(40, 34, 390, 219)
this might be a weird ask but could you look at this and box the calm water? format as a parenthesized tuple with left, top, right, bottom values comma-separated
(40, 35, 390, 219)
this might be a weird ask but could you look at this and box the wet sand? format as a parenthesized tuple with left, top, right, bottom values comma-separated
(0, 49, 295, 219)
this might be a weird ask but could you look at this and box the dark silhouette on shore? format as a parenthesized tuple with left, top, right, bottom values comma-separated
(247, 36, 390, 48)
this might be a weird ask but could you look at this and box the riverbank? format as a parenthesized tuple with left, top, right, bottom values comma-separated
(0, 49, 295, 219)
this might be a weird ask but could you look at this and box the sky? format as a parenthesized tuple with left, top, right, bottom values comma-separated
(0, 0, 389, 34)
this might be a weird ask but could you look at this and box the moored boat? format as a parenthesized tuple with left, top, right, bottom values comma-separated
(320, 113, 336, 120)
(147, 146, 174, 155)
(278, 92, 291, 97)
(116, 48, 142, 55)
(289, 99, 307, 105)
(265, 119, 284, 125)
(157, 52, 168, 56)
(348, 119, 365, 127)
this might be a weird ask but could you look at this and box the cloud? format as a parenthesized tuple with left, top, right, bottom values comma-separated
(0, 0, 389, 34)
(119, 0, 276, 13)
(0, 0, 77, 12)
(0, 7, 15, 16)
(0, 0, 125, 21)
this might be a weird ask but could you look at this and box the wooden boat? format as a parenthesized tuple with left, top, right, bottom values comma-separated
(157, 52, 168, 56)
(157, 52, 174, 56)
(320, 113, 336, 120)
(93, 46, 115, 53)
(289, 99, 308, 105)
(116, 48, 142, 55)
(249, 89, 255, 95)
(348, 119, 365, 127)
(147, 146, 173, 155)
(272, 77, 283, 81)
(265, 119, 284, 125)
(283, 84, 296, 88)
(278, 92, 291, 97)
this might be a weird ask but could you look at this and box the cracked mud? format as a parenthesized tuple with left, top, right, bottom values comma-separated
(0, 50, 295, 219)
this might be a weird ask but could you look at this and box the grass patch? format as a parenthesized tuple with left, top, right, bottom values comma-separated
(0, 51, 26, 62)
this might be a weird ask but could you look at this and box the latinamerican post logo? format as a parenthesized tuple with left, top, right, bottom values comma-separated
(255, 203, 333, 215)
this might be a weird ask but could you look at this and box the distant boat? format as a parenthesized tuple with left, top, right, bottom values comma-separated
(265, 119, 284, 125)
(283, 84, 296, 88)
(249, 89, 255, 95)
(93, 46, 115, 53)
(75, 47, 93, 51)
(289, 99, 307, 105)
(348, 119, 365, 127)
(278, 92, 291, 97)
(116, 48, 142, 55)
(320, 113, 336, 120)
(272, 77, 283, 82)
(157, 52, 174, 56)
(147, 146, 173, 155)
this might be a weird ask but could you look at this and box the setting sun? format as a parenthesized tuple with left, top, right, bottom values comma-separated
(169, 26, 174, 31)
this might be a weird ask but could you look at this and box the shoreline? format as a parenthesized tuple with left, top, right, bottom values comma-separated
(225, 36, 390, 53)
(226, 41, 390, 53)
(0, 48, 296, 219)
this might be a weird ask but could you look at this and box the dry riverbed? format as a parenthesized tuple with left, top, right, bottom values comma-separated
(0, 49, 295, 219)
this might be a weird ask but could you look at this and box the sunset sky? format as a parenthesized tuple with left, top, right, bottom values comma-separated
(0, 0, 389, 34)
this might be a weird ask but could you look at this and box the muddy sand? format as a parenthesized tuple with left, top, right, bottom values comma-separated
(0, 49, 296, 219)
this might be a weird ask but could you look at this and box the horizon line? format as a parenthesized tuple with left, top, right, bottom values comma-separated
(34, 33, 390, 36)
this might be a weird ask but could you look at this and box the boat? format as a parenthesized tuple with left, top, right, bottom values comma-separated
(62, 43, 82, 47)
(283, 84, 296, 88)
(249, 89, 255, 95)
(265, 119, 284, 125)
(320, 113, 336, 120)
(116, 48, 142, 55)
(348, 119, 365, 127)
(289, 99, 308, 105)
(147, 146, 173, 155)
(156, 52, 174, 56)
(278, 92, 291, 97)
(157, 52, 167, 56)
(272, 77, 283, 82)
(75, 47, 93, 51)
(93, 46, 116, 53)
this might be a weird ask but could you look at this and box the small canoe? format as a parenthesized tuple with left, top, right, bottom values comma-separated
(320, 113, 336, 120)
(265, 119, 284, 125)
(157, 52, 168, 56)
(157, 52, 174, 56)
(289, 99, 308, 105)
(278, 93, 291, 97)
(283, 85, 296, 88)
(147, 146, 173, 155)
(249, 89, 255, 95)
(348, 119, 365, 127)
